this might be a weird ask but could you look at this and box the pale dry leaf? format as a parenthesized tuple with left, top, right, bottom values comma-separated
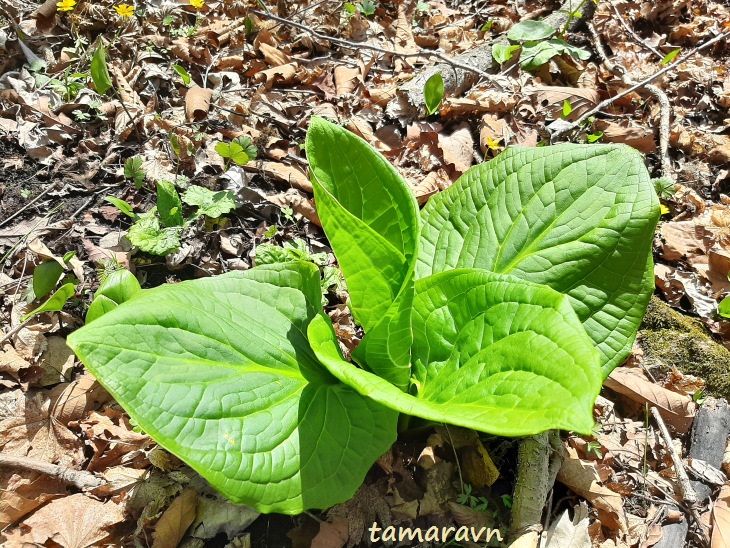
(311, 517, 349, 548)
(545, 502, 591, 548)
(0, 343, 32, 381)
(594, 120, 656, 154)
(437, 122, 474, 174)
(557, 447, 627, 533)
(152, 487, 198, 548)
(9, 493, 124, 548)
(52, 372, 111, 425)
(258, 42, 290, 66)
(91, 466, 148, 497)
(334, 65, 361, 96)
(254, 63, 298, 89)
(245, 161, 312, 193)
(37, 336, 75, 386)
(185, 86, 214, 122)
(414, 168, 452, 205)
(267, 189, 321, 227)
(0, 470, 65, 528)
(605, 367, 697, 433)
(712, 485, 730, 548)
(660, 220, 710, 262)
(527, 85, 600, 120)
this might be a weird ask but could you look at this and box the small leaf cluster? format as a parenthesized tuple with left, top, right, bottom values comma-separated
(215, 137, 258, 168)
(106, 182, 236, 256)
(492, 20, 591, 70)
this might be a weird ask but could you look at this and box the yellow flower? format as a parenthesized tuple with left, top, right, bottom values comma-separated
(190, 0, 205, 8)
(485, 136, 502, 151)
(660, 204, 671, 216)
(56, 0, 76, 12)
(114, 3, 135, 17)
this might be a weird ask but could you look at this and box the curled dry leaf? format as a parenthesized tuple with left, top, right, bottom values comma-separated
(244, 161, 313, 193)
(268, 189, 321, 226)
(437, 123, 474, 175)
(152, 487, 198, 548)
(258, 42, 291, 66)
(334, 65, 361, 96)
(712, 484, 730, 548)
(604, 367, 697, 433)
(557, 446, 627, 533)
(594, 120, 656, 154)
(185, 85, 214, 122)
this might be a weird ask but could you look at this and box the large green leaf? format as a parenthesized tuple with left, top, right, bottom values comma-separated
(417, 144, 660, 376)
(309, 269, 601, 436)
(306, 117, 420, 391)
(67, 262, 397, 514)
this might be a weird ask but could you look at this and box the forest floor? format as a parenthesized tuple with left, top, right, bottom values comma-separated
(1, 0, 730, 546)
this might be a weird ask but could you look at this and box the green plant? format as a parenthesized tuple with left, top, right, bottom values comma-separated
(424, 72, 444, 116)
(215, 137, 258, 168)
(69, 117, 659, 513)
(124, 157, 145, 189)
(456, 484, 489, 511)
(106, 183, 236, 256)
(493, 19, 591, 70)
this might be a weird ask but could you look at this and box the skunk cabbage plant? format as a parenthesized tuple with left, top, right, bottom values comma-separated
(68, 117, 659, 513)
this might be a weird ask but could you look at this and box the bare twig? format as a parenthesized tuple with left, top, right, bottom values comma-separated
(587, 22, 672, 179)
(551, 30, 730, 139)
(0, 454, 105, 491)
(250, 9, 507, 92)
(650, 407, 710, 547)
(0, 181, 59, 229)
(609, 0, 664, 60)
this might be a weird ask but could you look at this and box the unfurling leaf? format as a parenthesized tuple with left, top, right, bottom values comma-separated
(91, 43, 113, 95)
(423, 72, 445, 116)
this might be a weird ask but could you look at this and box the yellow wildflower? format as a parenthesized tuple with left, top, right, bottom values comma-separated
(190, 0, 205, 8)
(485, 136, 502, 151)
(660, 204, 671, 216)
(56, 0, 76, 12)
(114, 3, 135, 17)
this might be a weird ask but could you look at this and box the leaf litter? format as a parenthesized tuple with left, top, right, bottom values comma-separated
(1, 0, 730, 545)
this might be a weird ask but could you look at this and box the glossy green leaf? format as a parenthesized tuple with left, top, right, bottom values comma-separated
(423, 72, 444, 116)
(309, 269, 602, 436)
(418, 144, 660, 376)
(520, 39, 590, 70)
(661, 48, 680, 65)
(22, 283, 76, 322)
(719, 296, 730, 319)
(306, 117, 420, 391)
(215, 142, 249, 166)
(507, 20, 555, 42)
(33, 261, 64, 300)
(86, 269, 141, 323)
(91, 43, 113, 95)
(157, 181, 184, 227)
(67, 262, 397, 513)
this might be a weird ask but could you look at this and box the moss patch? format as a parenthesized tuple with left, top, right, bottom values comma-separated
(639, 297, 730, 399)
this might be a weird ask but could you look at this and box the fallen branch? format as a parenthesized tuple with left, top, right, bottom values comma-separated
(0, 455, 105, 491)
(586, 21, 672, 180)
(650, 406, 711, 547)
(250, 9, 504, 90)
(550, 30, 730, 140)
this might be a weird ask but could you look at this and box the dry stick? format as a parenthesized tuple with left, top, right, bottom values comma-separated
(609, 0, 664, 60)
(0, 454, 105, 491)
(551, 30, 730, 139)
(649, 407, 711, 547)
(0, 181, 59, 229)
(587, 22, 673, 180)
(249, 9, 507, 92)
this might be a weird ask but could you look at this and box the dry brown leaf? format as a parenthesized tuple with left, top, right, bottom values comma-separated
(413, 168, 451, 205)
(712, 485, 730, 548)
(526, 85, 600, 120)
(0, 471, 65, 528)
(152, 487, 198, 548)
(254, 63, 298, 89)
(258, 42, 291, 66)
(461, 438, 499, 488)
(246, 161, 313, 193)
(437, 123, 474, 175)
(557, 446, 627, 533)
(91, 466, 148, 497)
(334, 65, 361, 96)
(5, 493, 124, 547)
(268, 189, 321, 226)
(52, 372, 111, 425)
(604, 367, 697, 433)
(0, 343, 32, 381)
(311, 517, 349, 548)
(594, 120, 656, 153)
(660, 220, 710, 261)
(77, 408, 151, 470)
(185, 86, 214, 122)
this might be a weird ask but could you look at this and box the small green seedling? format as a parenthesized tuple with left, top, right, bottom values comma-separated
(457, 484, 489, 511)
(172, 64, 192, 86)
(494, 19, 591, 70)
(215, 137, 258, 168)
(586, 131, 604, 143)
(424, 72, 444, 116)
(661, 48, 680, 65)
(124, 157, 145, 189)
(562, 100, 573, 118)
(90, 42, 113, 95)
(106, 182, 236, 256)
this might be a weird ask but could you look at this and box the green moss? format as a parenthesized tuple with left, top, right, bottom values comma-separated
(639, 297, 730, 399)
